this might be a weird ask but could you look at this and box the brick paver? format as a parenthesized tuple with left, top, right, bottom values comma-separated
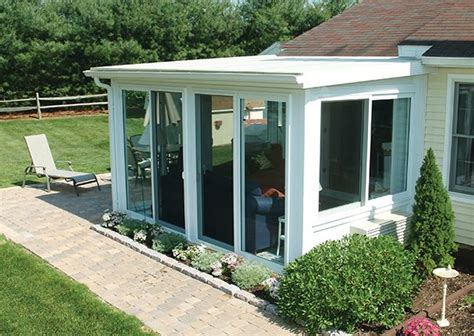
(0, 176, 300, 336)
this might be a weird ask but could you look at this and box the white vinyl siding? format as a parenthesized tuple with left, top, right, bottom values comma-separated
(425, 68, 474, 246)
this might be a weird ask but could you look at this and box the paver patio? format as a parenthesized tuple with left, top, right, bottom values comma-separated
(0, 175, 300, 336)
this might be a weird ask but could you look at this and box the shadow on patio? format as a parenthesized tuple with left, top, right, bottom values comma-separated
(33, 174, 111, 225)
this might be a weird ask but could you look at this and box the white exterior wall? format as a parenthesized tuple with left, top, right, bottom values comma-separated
(425, 68, 474, 246)
(102, 70, 433, 265)
(304, 76, 427, 248)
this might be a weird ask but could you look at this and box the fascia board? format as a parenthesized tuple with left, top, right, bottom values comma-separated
(422, 57, 474, 68)
(83, 70, 304, 89)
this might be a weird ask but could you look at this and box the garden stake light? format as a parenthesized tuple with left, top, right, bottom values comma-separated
(432, 264, 459, 327)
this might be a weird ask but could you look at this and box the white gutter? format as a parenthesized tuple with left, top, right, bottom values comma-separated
(422, 57, 474, 68)
(84, 70, 304, 89)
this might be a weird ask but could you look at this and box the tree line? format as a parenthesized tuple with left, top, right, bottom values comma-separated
(0, 0, 354, 99)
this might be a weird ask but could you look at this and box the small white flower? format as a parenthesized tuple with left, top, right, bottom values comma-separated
(210, 261, 223, 277)
(133, 230, 148, 243)
(261, 277, 280, 299)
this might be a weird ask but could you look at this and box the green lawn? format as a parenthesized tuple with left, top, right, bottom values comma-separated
(0, 115, 110, 187)
(0, 235, 155, 335)
(0, 115, 145, 188)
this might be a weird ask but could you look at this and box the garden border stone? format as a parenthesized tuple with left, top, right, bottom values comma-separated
(90, 224, 277, 315)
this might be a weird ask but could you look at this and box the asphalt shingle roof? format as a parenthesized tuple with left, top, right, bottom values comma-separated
(280, 0, 474, 57)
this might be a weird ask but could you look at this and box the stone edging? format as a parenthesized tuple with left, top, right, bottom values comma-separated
(90, 225, 278, 316)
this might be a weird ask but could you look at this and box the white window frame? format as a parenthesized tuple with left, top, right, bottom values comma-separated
(315, 88, 417, 225)
(443, 74, 474, 204)
(116, 84, 186, 228)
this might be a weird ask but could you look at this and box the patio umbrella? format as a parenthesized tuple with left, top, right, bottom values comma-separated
(139, 92, 182, 146)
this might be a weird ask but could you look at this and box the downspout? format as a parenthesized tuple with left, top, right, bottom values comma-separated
(93, 77, 119, 211)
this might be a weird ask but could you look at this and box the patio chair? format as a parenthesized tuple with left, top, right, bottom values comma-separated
(23, 134, 101, 196)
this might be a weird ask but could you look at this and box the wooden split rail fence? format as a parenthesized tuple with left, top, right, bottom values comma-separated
(0, 93, 108, 119)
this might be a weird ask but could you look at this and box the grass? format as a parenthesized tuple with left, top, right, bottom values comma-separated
(0, 115, 143, 188)
(0, 235, 155, 335)
(0, 114, 230, 188)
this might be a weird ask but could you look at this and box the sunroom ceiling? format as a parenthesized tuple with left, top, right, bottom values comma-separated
(84, 55, 426, 89)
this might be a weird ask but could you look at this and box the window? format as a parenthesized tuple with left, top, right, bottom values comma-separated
(369, 98, 410, 199)
(450, 83, 474, 195)
(320, 100, 365, 211)
(319, 97, 411, 212)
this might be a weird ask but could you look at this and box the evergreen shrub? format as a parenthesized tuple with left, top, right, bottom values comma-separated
(408, 148, 457, 276)
(277, 234, 418, 334)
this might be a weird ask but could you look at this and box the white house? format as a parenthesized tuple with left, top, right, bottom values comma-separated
(85, 0, 474, 269)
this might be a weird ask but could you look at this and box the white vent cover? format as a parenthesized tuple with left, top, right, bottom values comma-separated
(350, 212, 411, 244)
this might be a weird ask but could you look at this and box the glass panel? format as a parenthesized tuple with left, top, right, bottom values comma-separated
(369, 98, 410, 199)
(319, 100, 365, 211)
(197, 94, 234, 247)
(123, 90, 152, 217)
(152, 91, 185, 229)
(451, 138, 474, 194)
(242, 99, 286, 265)
(451, 83, 474, 194)
(455, 83, 474, 136)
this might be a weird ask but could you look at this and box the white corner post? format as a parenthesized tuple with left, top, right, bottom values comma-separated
(182, 87, 199, 242)
(112, 84, 128, 211)
(286, 90, 317, 262)
(94, 78, 121, 211)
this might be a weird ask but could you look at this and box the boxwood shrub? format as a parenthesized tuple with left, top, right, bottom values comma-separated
(231, 261, 272, 290)
(277, 234, 419, 334)
(152, 232, 187, 254)
(191, 251, 224, 273)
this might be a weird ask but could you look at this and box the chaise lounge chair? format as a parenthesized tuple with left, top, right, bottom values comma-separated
(23, 134, 101, 196)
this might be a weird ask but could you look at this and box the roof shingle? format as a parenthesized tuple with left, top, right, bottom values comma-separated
(280, 0, 474, 57)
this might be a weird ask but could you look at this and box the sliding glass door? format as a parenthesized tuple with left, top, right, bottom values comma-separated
(241, 99, 286, 264)
(122, 90, 185, 230)
(196, 94, 234, 248)
(151, 91, 185, 230)
(123, 90, 153, 217)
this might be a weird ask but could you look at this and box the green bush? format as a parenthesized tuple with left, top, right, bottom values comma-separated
(231, 261, 272, 290)
(191, 251, 224, 273)
(277, 234, 418, 334)
(151, 232, 187, 254)
(116, 218, 146, 238)
(408, 148, 457, 277)
(0, 1, 346, 99)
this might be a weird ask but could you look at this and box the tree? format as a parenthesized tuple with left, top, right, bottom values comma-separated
(238, 0, 326, 55)
(408, 148, 457, 277)
(320, 0, 358, 18)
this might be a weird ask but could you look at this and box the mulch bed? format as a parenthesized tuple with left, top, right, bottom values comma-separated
(432, 290, 473, 335)
(356, 247, 474, 335)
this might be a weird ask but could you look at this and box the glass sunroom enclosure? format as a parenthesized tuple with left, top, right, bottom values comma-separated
(86, 55, 427, 268)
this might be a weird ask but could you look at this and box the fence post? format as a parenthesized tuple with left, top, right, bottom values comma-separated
(35, 92, 42, 120)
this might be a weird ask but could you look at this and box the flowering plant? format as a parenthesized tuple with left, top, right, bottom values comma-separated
(133, 229, 148, 244)
(403, 317, 441, 336)
(101, 210, 126, 228)
(172, 244, 205, 263)
(261, 277, 280, 299)
(221, 253, 243, 273)
(210, 261, 223, 277)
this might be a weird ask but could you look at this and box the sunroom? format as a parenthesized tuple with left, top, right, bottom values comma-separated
(85, 55, 427, 269)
